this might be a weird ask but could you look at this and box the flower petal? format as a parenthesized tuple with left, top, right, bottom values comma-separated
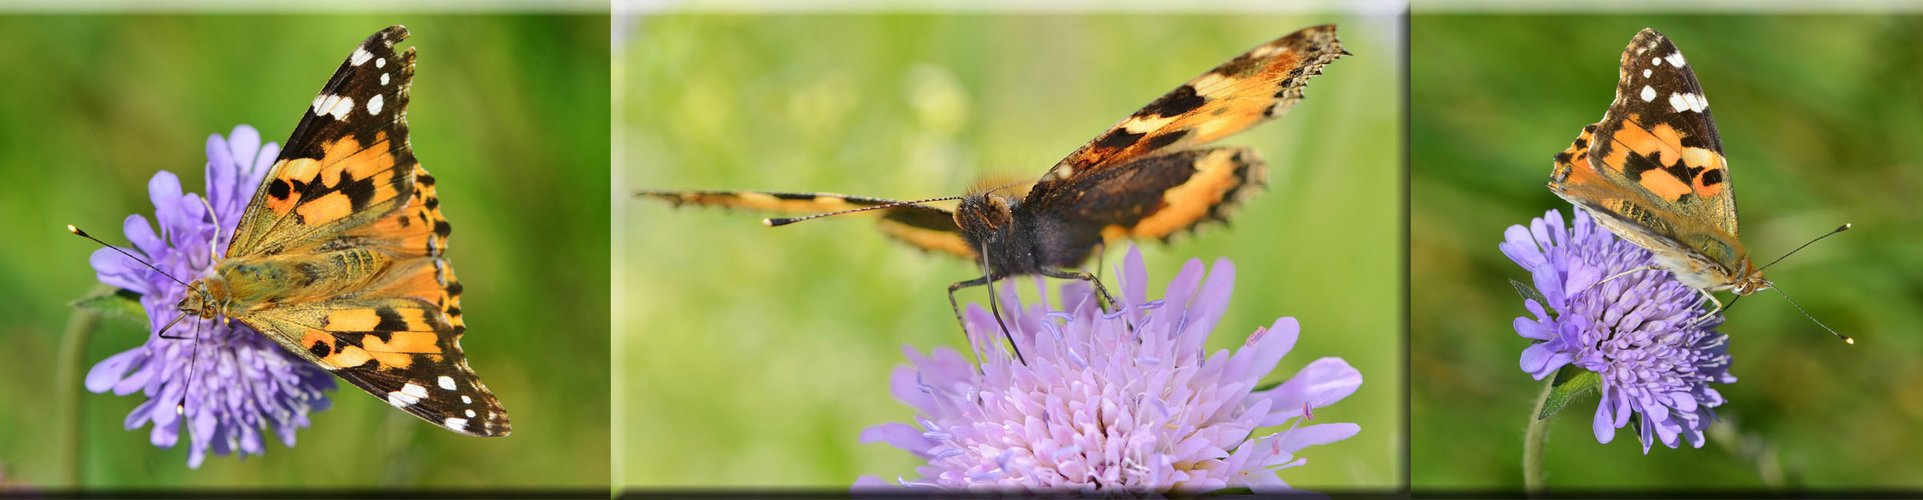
(1256, 357, 1360, 427)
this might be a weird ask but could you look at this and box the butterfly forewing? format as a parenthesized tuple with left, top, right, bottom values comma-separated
(211, 26, 510, 436)
(1032, 24, 1344, 198)
(1548, 28, 1755, 289)
(228, 26, 420, 257)
(639, 190, 975, 258)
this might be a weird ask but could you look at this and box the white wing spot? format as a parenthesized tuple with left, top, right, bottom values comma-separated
(466, 408, 477, 417)
(461, 395, 473, 404)
(381, 73, 391, 86)
(350, 47, 374, 66)
(367, 94, 385, 116)
(1642, 69, 1652, 78)
(1669, 92, 1708, 113)
(315, 94, 355, 121)
(376, 57, 387, 69)
(1640, 85, 1656, 102)
(1651, 57, 1662, 67)
(387, 387, 423, 407)
(1664, 52, 1687, 68)
(445, 418, 469, 431)
(437, 375, 456, 390)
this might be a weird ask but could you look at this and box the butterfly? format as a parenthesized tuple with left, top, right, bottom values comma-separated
(1547, 28, 1850, 341)
(80, 26, 511, 435)
(641, 25, 1348, 354)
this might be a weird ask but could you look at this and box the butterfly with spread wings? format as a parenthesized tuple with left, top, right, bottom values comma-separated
(78, 26, 510, 435)
(641, 25, 1348, 355)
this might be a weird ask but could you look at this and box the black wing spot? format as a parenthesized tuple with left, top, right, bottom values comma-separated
(337, 171, 381, 211)
(433, 220, 452, 237)
(374, 307, 410, 332)
(1142, 85, 1206, 117)
(268, 178, 293, 200)
(1095, 130, 1145, 150)
(1662, 163, 1705, 186)
(1144, 130, 1188, 151)
(308, 340, 331, 358)
(1701, 168, 1725, 186)
(1621, 150, 1661, 180)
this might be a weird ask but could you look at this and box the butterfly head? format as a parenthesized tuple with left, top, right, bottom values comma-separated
(176, 278, 227, 319)
(1732, 271, 1770, 296)
(953, 193, 1014, 240)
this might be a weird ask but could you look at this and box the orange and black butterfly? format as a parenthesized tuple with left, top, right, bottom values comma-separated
(640, 25, 1348, 354)
(1548, 28, 1850, 342)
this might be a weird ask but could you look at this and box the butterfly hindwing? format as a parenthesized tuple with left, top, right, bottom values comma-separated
(1030, 24, 1343, 201)
(244, 297, 507, 437)
(1029, 147, 1266, 254)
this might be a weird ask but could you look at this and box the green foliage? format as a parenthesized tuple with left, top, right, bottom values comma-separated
(0, 15, 609, 488)
(1412, 14, 1923, 489)
(620, 14, 1401, 489)
(1540, 367, 1600, 421)
(70, 288, 144, 326)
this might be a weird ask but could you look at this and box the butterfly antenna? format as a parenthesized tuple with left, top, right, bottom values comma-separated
(67, 225, 191, 288)
(178, 315, 204, 416)
(764, 196, 965, 227)
(1766, 284, 1853, 344)
(1757, 223, 1851, 272)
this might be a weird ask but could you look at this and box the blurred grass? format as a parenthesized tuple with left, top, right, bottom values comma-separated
(619, 14, 1402, 489)
(1412, 15, 1923, 489)
(0, 15, 610, 488)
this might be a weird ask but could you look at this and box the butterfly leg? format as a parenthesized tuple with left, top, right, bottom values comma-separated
(1040, 268, 1118, 314)
(1584, 263, 1661, 294)
(1687, 289, 1729, 326)
(948, 276, 1025, 364)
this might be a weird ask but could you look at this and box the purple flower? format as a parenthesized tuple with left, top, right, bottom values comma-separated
(83, 125, 336, 468)
(1501, 208, 1736, 452)
(856, 246, 1362, 493)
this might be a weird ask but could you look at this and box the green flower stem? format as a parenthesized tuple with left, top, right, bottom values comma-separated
(1523, 376, 1555, 495)
(56, 288, 107, 487)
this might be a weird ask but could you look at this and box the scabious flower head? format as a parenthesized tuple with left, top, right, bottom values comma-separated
(1501, 208, 1736, 452)
(84, 125, 336, 468)
(856, 246, 1362, 494)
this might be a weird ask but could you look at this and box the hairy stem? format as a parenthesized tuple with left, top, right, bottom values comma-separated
(1523, 377, 1555, 495)
(56, 295, 105, 486)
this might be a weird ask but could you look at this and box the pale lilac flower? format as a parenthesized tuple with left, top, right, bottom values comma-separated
(83, 125, 336, 468)
(857, 246, 1362, 493)
(1501, 208, 1736, 452)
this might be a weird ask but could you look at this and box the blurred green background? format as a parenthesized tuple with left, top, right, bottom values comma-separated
(619, 14, 1402, 490)
(0, 16, 609, 488)
(1412, 15, 1923, 489)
